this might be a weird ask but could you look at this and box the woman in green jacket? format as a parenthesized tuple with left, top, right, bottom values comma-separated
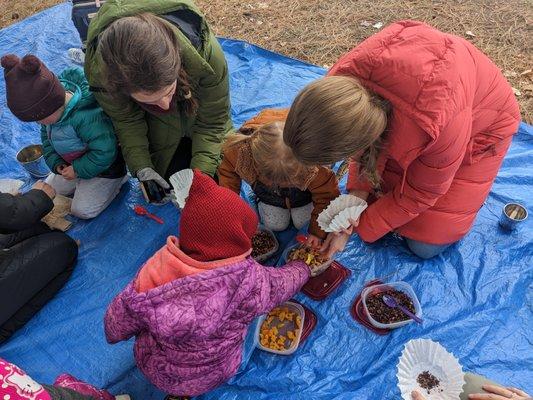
(84, 0, 233, 192)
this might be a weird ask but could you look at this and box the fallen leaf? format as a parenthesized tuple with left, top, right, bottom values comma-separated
(465, 31, 476, 37)
(512, 87, 521, 96)
(11, 12, 19, 19)
(373, 22, 384, 29)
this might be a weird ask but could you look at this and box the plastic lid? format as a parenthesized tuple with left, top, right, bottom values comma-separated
(350, 279, 390, 336)
(301, 261, 350, 300)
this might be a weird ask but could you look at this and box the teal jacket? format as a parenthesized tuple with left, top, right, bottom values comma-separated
(41, 68, 121, 179)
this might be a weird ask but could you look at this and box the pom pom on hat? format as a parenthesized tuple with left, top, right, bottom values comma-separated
(20, 54, 41, 74)
(1, 54, 20, 72)
(1, 53, 65, 122)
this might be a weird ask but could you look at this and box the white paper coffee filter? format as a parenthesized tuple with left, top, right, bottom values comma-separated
(0, 179, 24, 194)
(397, 339, 464, 400)
(169, 169, 194, 209)
(326, 204, 368, 233)
(318, 194, 368, 233)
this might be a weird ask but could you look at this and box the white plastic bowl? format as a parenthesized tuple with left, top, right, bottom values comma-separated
(252, 226, 279, 263)
(362, 281, 422, 329)
(282, 243, 333, 276)
(255, 301, 305, 355)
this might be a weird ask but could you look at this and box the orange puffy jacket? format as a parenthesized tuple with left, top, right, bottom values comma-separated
(330, 21, 520, 244)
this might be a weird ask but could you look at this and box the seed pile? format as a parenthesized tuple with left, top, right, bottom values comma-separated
(366, 289, 416, 324)
(417, 371, 442, 394)
(252, 230, 277, 259)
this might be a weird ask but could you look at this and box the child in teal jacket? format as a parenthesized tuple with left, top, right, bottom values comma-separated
(1, 54, 126, 219)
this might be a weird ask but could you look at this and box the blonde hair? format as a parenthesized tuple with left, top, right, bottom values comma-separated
(224, 121, 311, 187)
(283, 76, 390, 188)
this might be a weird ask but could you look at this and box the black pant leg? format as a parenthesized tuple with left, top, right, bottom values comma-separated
(0, 232, 78, 343)
(43, 385, 96, 400)
(164, 137, 193, 181)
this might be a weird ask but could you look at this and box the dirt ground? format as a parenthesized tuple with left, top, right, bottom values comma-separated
(2, 0, 532, 122)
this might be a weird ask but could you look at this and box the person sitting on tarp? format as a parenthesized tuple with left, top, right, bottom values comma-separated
(283, 21, 520, 260)
(84, 0, 233, 197)
(104, 169, 311, 397)
(1, 54, 127, 219)
(0, 181, 78, 344)
(0, 357, 130, 400)
(218, 108, 340, 249)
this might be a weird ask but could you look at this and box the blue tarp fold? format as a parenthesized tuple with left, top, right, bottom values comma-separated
(1, 4, 531, 399)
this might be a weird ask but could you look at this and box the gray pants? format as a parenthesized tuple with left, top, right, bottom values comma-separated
(258, 202, 313, 232)
(45, 174, 127, 219)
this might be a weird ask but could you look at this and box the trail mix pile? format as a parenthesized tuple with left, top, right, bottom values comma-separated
(259, 306, 302, 351)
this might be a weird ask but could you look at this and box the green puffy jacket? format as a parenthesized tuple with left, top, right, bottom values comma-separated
(40, 67, 120, 179)
(84, 0, 233, 177)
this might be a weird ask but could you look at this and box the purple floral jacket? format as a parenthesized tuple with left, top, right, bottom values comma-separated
(104, 257, 309, 396)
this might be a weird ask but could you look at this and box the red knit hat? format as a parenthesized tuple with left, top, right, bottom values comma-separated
(179, 170, 259, 262)
(1, 54, 65, 122)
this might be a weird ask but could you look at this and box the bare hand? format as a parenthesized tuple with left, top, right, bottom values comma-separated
(412, 385, 530, 400)
(411, 391, 426, 400)
(469, 385, 530, 400)
(61, 165, 77, 180)
(305, 234, 322, 249)
(320, 230, 352, 259)
(32, 181, 56, 199)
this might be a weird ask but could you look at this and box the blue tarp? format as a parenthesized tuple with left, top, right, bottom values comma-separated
(1, 3, 532, 399)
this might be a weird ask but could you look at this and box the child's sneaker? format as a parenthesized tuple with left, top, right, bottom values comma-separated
(68, 48, 85, 65)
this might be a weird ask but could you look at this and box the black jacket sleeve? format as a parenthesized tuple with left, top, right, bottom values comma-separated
(0, 190, 54, 233)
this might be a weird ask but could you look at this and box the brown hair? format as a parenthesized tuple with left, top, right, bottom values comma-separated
(224, 122, 313, 188)
(98, 13, 198, 115)
(283, 76, 390, 188)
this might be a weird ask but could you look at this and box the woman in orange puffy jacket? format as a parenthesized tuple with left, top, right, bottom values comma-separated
(283, 21, 520, 259)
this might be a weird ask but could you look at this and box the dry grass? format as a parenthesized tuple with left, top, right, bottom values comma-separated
(2, 0, 532, 122)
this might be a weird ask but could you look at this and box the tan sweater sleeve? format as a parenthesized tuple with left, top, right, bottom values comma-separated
(307, 167, 341, 239)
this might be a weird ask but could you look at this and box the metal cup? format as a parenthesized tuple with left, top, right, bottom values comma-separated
(16, 144, 50, 179)
(499, 203, 528, 231)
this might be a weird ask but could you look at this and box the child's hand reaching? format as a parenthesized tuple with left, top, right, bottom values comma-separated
(305, 234, 322, 249)
(61, 165, 77, 180)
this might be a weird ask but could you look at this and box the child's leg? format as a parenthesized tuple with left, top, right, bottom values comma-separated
(53, 374, 119, 400)
(45, 174, 77, 196)
(258, 202, 291, 231)
(44, 384, 94, 400)
(290, 202, 314, 230)
(71, 176, 127, 219)
(404, 238, 452, 259)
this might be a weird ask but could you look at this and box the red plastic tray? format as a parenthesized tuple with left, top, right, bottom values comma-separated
(291, 300, 317, 343)
(350, 279, 390, 335)
(302, 260, 351, 300)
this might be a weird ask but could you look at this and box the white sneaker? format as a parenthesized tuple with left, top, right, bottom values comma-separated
(68, 48, 85, 65)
